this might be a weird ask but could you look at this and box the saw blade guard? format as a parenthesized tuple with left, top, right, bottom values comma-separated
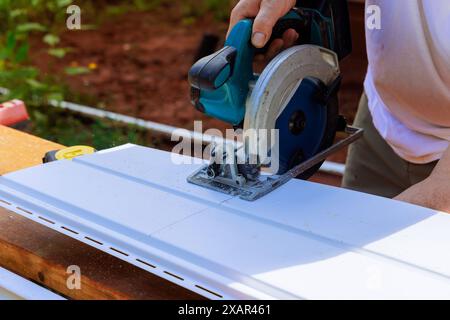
(244, 45, 340, 175)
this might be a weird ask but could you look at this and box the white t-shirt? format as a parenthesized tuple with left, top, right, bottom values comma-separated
(364, 0, 450, 163)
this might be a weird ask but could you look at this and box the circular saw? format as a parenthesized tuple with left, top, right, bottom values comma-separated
(187, 3, 363, 201)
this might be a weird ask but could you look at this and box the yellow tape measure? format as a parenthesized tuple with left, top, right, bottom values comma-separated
(43, 146, 96, 163)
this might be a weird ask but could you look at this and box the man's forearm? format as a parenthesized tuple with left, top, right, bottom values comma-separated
(431, 146, 450, 178)
(395, 146, 450, 213)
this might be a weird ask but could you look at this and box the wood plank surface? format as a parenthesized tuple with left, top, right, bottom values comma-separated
(0, 125, 63, 175)
(0, 126, 202, 299)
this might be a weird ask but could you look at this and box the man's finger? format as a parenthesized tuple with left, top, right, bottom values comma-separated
(265, 38, 284, 61)
(282, 29, 299, 49)
(252, 5, 279, 47)
(227, 0, 261, 38)
(252, 0, 295, 48)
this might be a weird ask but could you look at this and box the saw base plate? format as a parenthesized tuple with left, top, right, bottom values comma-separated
(187, 169, 287, 202)
(187, 125, 363, 201)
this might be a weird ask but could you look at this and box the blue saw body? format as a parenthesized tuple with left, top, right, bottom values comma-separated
(197, 19, 256, 125)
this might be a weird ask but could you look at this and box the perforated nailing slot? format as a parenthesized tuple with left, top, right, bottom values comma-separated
(195, 285, 223, 298)
(110, 247, 129, 257)
(0, 199, 12, 206)
(61, 226, 79, 235)
(16, 207, 33, 215)
(164, 271, 184, 281)
(85, 237, 103, 245)
(38, 216, 56, 225)
(136, 259, 156, 269)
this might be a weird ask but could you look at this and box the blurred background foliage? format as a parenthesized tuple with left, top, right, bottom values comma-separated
(0, 0, 72, 106)
(0, 0, 233, 105)
(0, 0, 234, 149)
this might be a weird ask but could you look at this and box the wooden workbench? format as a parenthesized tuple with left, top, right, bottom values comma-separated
(0, 125, 202, 299)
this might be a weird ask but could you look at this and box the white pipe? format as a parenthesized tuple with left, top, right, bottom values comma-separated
(49, 100, 220, 146)
(0, 87, 346, 176)
(51, 101, 346, 176)
(320, 161, 346, 176)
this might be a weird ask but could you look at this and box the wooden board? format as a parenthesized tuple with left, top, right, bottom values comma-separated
(0, 126, 202, 299)
(0, 126, 63, 175)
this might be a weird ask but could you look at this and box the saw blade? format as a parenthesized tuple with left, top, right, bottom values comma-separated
(243, 45, 340, 175)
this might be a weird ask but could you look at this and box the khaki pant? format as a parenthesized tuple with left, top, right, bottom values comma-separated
(342, 94, 438, 198)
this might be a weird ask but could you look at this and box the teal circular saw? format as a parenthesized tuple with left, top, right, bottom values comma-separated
(187, 1, 363, 201)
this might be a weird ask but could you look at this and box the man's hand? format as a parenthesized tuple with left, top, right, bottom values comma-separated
(395, 148, 450, 213)
(228, 0, 298, 57)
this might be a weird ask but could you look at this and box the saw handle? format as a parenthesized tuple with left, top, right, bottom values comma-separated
(188, 46, 237, 91)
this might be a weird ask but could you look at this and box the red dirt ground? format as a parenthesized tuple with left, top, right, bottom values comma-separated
(30, 3, 368, 185)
